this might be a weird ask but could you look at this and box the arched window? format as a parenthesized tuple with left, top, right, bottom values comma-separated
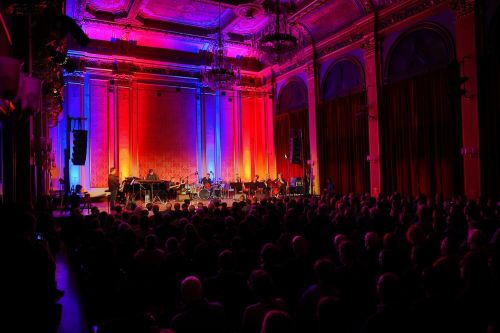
(386, 24, 455, 83)
(274, 78, 309, 186)
(318, 58, 369, 194)
(322, 59, 365, 100)
(479, 8, 500, 199)
(380, 24, 463, 197)
(277, 79, 308, 114)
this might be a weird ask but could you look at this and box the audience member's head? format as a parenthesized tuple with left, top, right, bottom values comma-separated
(406, 224, 425, 246)
(467, 229, 487, 252)
(248, 269, 275, 301)
(460, 251, 489, 288)
(317, 296, 348, 333)
(292, 236, 309, 257)
(314, 258, 335, 286)
(218, 249, 236, 271)
(364, 232, 380, 251)
(333, 234, 347, 252)
(261, 243, 280, 266)
(181, 276, 204, 305)
(260, 310, 293, 333)
(377, 273, 400, 305)
(144, 234, 158, 251)
(165, 237, 179, 253)
(339, 240, 357, 266)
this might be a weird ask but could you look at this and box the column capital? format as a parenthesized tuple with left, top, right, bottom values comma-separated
(361, 36, 377, 57)
(304, 62, 317, 80)
(64, 71, 85, 84)
(113, 74, 134, 87)
(450, 0, 475, 18)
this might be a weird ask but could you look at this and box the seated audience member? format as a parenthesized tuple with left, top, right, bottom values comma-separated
(3, 210, 61, 332)
(204, 250, 248, 330)
(364, 273, 411, 333)
(170, 276, 226, 333)
(295, 258, 337, 333)
(260, 310, 294, 333)
(317, 296, 350, 333)
(242, 270, 287, 333)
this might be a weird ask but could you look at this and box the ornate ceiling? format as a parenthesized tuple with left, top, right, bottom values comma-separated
(68, 0, 394, 71)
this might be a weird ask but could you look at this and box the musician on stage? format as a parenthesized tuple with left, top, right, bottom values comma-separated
(108, 167, 120, 210)
(275, 173, 287, 196)
(250, 174, 260, 196)
(201, 173, 212, 186)
(146, 169, 159, 181)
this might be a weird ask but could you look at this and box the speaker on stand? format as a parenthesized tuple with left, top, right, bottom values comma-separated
(291, 137, 301, 165)
(71, 129, 87, 165)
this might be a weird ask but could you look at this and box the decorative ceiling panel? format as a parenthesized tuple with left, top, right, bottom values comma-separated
(225, 3, 268, 34)
(86, 0, 133, 14)
(300, 0, 364, 40)
(139, 0, 230, 29)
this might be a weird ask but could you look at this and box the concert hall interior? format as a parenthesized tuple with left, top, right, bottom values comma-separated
(1, 0, 500, 332)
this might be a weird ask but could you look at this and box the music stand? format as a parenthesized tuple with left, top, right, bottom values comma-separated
(230, 182, 242, 196)
(244, 182, 256, 195)
(151, 182, 162, 204)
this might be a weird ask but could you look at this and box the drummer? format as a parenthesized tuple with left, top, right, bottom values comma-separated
(201, 173, 213, 197)
(201, 173, 212, 187)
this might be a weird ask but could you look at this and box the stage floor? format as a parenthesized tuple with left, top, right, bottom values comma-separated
(53, 197, 242, 217)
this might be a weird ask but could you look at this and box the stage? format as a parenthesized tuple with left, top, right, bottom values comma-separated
(53, 196, 248, 217)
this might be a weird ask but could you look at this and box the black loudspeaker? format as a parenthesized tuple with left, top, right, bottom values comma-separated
(71, 130, 87, 165)
(291, 137, 301, 164)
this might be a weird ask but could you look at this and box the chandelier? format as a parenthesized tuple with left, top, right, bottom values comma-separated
(202, 1, 240, 90)
(255, 0, 302, 64)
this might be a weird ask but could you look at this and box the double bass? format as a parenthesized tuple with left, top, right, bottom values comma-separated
(267, 179, 280, 196)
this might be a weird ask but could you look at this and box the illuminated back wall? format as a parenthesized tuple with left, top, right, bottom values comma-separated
(49, 67, 276, 192)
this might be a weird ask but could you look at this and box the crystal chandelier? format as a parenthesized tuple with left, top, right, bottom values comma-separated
(202, 1, 240, 90)
(255, 0, 302, 64)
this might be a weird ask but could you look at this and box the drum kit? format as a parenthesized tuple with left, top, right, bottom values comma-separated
(191, 179, 226, 200)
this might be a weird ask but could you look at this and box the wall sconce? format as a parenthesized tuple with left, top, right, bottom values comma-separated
(460, 147, 479, 158)
(0, 56, 23, 115)
(366, 155, 379, 163)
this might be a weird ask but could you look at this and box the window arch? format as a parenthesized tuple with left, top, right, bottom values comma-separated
(322, 57, 365, 100)
(386, 23, 455, 83)
(380, 24, 463, 197)
(274, 77, 309, 182)
(277, 78, 308, 115)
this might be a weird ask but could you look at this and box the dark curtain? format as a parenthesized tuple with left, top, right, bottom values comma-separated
(273, 109, 309, 181)
(317, 92, 370, 195)
(479, 47, 500, 199)
(380, 68, 463, 198)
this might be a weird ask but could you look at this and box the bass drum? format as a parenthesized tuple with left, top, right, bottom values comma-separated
(198, 188, 210, 200)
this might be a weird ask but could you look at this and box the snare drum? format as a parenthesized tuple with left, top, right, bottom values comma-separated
(204, 182, 211, 190)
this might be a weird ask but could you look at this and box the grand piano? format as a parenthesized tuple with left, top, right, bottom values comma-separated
(121, 178, 168, 203)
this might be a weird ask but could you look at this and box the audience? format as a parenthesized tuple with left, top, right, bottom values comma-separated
(3, 189, 500, 333)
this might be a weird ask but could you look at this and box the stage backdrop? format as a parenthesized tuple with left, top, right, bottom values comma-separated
(50, 69, 276, 192)
(137, 84, 197, 181)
